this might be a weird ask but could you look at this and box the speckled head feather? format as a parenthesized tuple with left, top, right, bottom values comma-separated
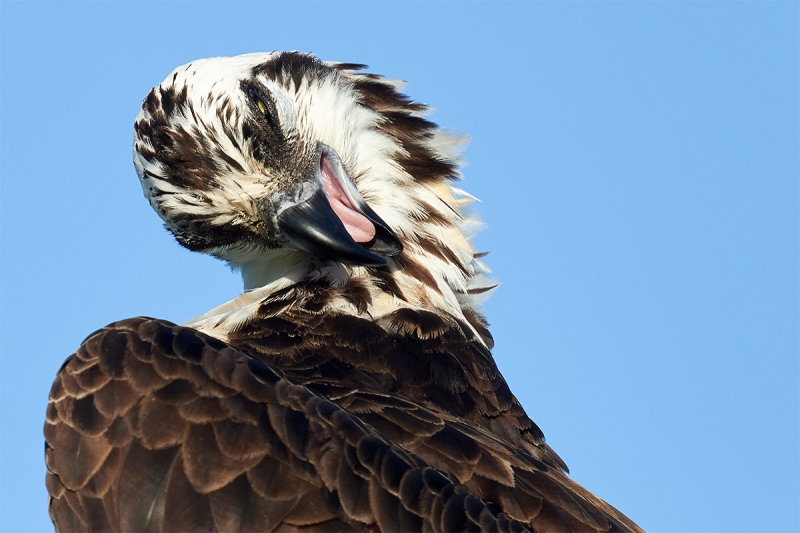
(133, 51, 494, 344)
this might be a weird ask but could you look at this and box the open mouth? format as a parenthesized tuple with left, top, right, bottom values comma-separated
(274, 143, 402, 266)
(319, 148, 376, 244)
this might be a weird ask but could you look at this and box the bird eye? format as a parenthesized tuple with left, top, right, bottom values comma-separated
(242, 82, 273, 116)
(241, 81, 283, 138)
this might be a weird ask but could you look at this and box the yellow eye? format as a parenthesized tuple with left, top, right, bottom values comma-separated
(257, 100, 267, 114)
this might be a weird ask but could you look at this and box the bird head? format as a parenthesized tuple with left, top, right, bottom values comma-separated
(133, 52, 493, 329)
(133, 52, 404, 275)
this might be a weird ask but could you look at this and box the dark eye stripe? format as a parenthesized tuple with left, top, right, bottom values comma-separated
(241, 81, 281, 136)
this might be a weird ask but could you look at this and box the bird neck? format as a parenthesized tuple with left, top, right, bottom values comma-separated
(187, 252, 493, 350)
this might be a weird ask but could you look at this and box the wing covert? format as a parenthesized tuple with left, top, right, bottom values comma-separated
(45, 318, 550, 532)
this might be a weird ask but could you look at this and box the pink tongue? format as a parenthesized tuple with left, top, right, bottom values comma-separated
(321, 161, 376, 243)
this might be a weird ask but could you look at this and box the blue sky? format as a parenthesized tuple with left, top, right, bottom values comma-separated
(1, 2, 797, 532)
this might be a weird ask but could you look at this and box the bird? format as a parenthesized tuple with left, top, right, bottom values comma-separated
(44, 51, 643, 532)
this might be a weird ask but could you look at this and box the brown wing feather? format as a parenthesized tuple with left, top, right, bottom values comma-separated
(46, 307, 641, 532)
(46, 318, 523, 531)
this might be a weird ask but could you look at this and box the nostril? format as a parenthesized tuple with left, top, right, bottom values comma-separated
(296, 181, 315, 203)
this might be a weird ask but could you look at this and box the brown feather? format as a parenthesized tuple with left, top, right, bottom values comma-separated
(47, 312, 641, 532)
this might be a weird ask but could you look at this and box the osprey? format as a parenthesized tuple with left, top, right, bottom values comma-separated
(45, 52, 642, 532)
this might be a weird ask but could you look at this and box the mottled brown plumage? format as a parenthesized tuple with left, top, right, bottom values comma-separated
(46, 309, 639, 532)
(45, 52, 643, 532)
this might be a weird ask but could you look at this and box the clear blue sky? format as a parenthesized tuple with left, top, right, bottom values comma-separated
(1, 2, 797, 532)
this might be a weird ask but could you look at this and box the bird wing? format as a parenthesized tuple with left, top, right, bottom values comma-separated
(46, 317, 641, 532)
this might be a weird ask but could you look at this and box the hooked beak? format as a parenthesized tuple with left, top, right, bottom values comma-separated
(273, 144, 402, 266)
